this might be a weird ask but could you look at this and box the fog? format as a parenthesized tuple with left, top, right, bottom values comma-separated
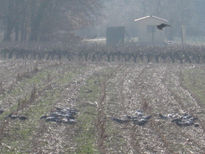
(92, 0, 205, 44)
(0, 0, 204, 45)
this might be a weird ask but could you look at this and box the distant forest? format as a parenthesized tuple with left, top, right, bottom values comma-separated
(0, 0, 100, 42)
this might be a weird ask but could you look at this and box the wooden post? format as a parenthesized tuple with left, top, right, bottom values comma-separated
(181, 25, 185, 47)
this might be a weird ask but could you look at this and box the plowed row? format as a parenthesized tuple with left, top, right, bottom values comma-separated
(0, 60, 205, 153)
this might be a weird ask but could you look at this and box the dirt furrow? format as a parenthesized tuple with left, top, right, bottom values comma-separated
(135, 64, 205, 153)
(122, 65, 171, 154)
(106, 64, 168, 153)
(31, 64, 107, 153)
(161, 65, 205, 152)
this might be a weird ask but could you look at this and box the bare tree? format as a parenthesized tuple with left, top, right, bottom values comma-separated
(0, 0, 101, 42)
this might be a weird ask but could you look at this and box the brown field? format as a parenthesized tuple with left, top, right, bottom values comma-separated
(0, 60, 205, 154)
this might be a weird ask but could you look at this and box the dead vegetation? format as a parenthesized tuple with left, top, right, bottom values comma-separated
(1, 44, 205, 64)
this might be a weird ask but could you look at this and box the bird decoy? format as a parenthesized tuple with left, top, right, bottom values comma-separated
(45, 116, 61, 123)
(135, 110, 143, 116)
(159, 113, 168, 119)
(19, 116, 27, 121)
(144, 115, 152, 120)
(8, 113, 18, 119)
(41, 108, 78, 124)
(111, 117, 130, 124)
(133, 115, 152, 126)
(171, 113, 198, 127)
(40, 115, 47, 119)
(0, 110, 4, 115)
(133, 119, 147, 126)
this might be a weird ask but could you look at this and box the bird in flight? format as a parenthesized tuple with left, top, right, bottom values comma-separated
(157, 23, 171, 30)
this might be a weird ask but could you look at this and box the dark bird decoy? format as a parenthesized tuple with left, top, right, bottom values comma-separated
(133, 115, 152, 126)
(171, 113, 198, 127)
(111, 117, 130, 124)
(8, 113, 18, 119)
(45, 116, 61, 123)
(0, 110, 4, 115)
(135, 110, 143, 116)
(127, 116, 137, 120)
(62, 118, 76, 124)
(7, 113, 27, 121)
(41, 108, 78, 124)
(157, 23, 171, 30)
(144, 115, 152, 120)
(159, 113, 168, 119)
(133, 119, 147, 126)
(19, 116, 27, 121)
(40, 115, 47, 119)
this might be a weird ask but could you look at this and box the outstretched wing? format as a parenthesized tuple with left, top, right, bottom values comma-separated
(157, 23, 171, 30)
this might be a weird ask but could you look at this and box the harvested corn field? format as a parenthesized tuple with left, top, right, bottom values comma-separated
(0, 60, 205, 154)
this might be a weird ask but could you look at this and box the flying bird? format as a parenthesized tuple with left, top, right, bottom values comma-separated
(157, 23, 171, 30)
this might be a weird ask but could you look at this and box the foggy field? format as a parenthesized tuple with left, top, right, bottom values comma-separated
(1, 0, 205, 153)
(0, 60, 205, 153)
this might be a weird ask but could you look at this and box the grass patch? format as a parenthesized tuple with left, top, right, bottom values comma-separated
(0, 88, 61, 153)
(0, 65, 83, 153)
(75, 67, 121, 153)
(75, 75, 102, 154)
(58, 72, 76, 85)
(182, 68, 205, 106)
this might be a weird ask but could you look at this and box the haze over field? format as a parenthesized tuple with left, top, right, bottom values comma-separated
(0, 0, 204, 43)
(0, 1, 205, 154)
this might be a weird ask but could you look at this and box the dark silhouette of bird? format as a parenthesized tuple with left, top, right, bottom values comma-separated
(45, 116, 61, 123)
(8, 113, 18, 119)
(19, 116, 27, 121)
(159, 113, 168, 119)
(132, 115, 152, 126)
(41, 108, 78, 124)
(0, 110, 4, 114)
(133, 118, 147, 126)
(135, 110, 143, 116)
(40, 115, 47, 119)
(7, 113, 27, 121)
(111, 117, 130, 124)
(194, 123, 199, 127)
(171, 113, 198, 127)
(157, 23, 171, 30)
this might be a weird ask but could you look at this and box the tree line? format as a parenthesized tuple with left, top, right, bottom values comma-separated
(0, 0, 203, 43)
(0, 0, 100, 42)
